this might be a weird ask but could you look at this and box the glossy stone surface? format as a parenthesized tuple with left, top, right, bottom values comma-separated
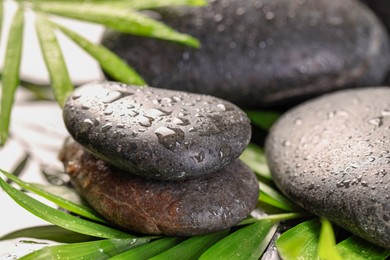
(265, 87, 390, 248)
(102, 0, 390, 107)
(59, 139, 259, 236)
(63, 81, 251, 180)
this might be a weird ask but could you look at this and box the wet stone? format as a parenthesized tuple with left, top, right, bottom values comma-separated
(63, 81, 251, 180)
(59, 139, 259, 236)
(102, 0, 390, 107)
(265, 87, 390, 248)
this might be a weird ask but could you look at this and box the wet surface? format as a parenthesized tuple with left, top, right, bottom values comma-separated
(265, 87, 390, 248)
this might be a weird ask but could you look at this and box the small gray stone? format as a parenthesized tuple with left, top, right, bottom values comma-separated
(265, 87, 390, 248)
(102, 0, 390, 107)
(63, 81, 251, 180)
(59, 139, 259, 236)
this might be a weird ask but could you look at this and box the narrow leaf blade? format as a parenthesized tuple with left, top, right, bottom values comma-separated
(110, 237, 183, 260)
(318, 218, 342, 260)
(1, 225, 95, 243)
(259, 181, 301, 212)
(35, 15, 73, 107)
(123, 0, 207, 9)
(200, 220, 277, 260)
(0, 172, 131, 239)
(151, 230, 229, 260)
(336, 236, 390, 260)
(276, 218, 321, 260)
(2, 170, 106, 223)
(20, 237, 150, 260)
(246, 110, 280, 130)
(32, 2, 200, 47)
(0, 6, 24, 145)
(53, 22, 145, 85)
(240, 144, 272, 180)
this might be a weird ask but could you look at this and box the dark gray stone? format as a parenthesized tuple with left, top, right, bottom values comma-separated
(59, 139, 259, 236)
(265, 87, 390, 248)
(63, 81, 251, 180)
(102, 0, 390, 107)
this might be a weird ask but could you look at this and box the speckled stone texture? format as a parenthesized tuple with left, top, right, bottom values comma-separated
(63, 81, 251, 180)
(265, 87, 390, 248)
(102, 0, 390, 107)
(59, 139, 259, 236)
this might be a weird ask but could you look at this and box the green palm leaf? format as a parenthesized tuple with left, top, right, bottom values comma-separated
(0, 172, 132, 239)
(35, 15, 73, 107)
(32, 2, 200, 47)
(51, 21, 145, 86)
(1, 170, 106, 223)
(20, 237, 151, 260)
(110, 237, 183, 259)
(151, 230, 229, 260)
(0, 6, 24, 145)
(200, 220, 277, 260)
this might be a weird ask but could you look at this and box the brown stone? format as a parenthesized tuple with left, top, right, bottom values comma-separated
(59, 138, 259, 236)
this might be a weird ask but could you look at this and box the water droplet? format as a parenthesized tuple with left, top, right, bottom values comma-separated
(368, 117, 383, 127)
(149, 108, 172, 117)
(236, 7, 245, 16)
(104, 107, 113, 115)
(102, 123, 112, 132)
(294, 118, 303, 125)
(103, 90, 133, 103)
(172, 117, 190, 126)
(219, 145, 231, 159)
(381, 109, 390, 117)
(138, 115, 154, 127)
(93, 118, 100, 126)
(81, 104, 90, 110)
(80, 119, 93, 132)
(265, 11, 275, 20)
(194, 151, 205, 163)
(217, 24, 225, 32)
(128, 110, 140, 117)
(154, 127, 185, 150)
(214, 13, 223, 22)
(282, 140, 291, 147)
(72, 93, 81, 100)
(217, 103, 235, 111)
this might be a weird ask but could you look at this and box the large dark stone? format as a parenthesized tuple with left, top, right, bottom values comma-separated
(59, 139, 259, 236)
(265, 87, 390, 248)
(102, 0, 390, 107)
(63, 81, 251, 180)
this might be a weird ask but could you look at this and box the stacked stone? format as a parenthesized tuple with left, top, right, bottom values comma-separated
(60, 81, 258, 236)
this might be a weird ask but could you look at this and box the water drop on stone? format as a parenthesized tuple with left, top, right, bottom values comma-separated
(80, 119, 93, 132)
(102, 123, 113, 132)
(81, 104, 90, 110)
(104, 107, 114, 115)
(194, 151, 205, 163)
(138, 115, 154, 127)
(103, 90, 133, 103)
(381, 109, 390, 117)
(368, 117, 383, 127)
(294, 118, 303, 125)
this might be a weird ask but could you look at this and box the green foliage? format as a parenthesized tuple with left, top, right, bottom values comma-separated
(0, 6, 24, 145)
(19, 237, 151, 260)
(318, 218, 342, 260)
(0, 0, 202, 146)
(0, 172, 132, 239)
(35, 15, 73, 107)
(200, 220, 277, 260)
(0, 1, 388, 259)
